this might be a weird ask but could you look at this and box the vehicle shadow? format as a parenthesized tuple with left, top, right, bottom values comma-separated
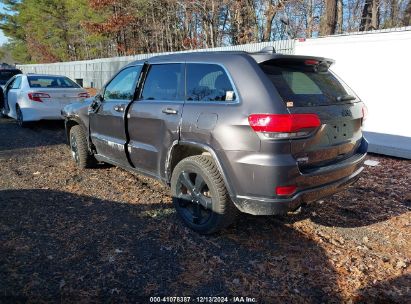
(0, 118, 66, 152)
(0, 189, 342, 302)
(185, 214, 344, 303)
(280, 174, 410, 229)
(355, 274, 411, 303)
(0, 189, 179, 302)
(1, 188, 408, 302)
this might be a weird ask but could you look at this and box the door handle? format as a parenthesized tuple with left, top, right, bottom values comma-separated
(114, 105, 125, 112)
(162, 108, 178, 115)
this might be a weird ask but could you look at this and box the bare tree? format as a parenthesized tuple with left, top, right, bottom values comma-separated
(336, 0, 343, 33)
(360, 0, 380, 30)
(320, 0, 338, 35)
(262, 0, 287, 41)
(404, 0, 411, 25)
(230, 0, 258, 44)
(305, 0, 315, 37)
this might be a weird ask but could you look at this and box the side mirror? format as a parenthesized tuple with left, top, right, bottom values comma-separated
(89, 94, 103, 113)
(96, 93, 103, 102)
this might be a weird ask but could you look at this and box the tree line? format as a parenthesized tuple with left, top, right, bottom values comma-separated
(1, 0, 410, 64)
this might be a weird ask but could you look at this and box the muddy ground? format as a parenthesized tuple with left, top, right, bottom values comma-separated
(0, 117, 410, 303)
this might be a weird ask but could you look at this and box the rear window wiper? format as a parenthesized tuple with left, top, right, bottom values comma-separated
(336, 94, 356, 102)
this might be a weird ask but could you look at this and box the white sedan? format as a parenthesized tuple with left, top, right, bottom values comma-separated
(1, 74, 89, 127)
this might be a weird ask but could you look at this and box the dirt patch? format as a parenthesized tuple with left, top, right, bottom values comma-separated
(0, 117, 410, 303)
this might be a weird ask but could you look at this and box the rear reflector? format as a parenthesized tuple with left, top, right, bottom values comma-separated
(248, 114, 321, 135)
(28, 92, 50, 102)
(78, 92, 90, 98)
(276, 185, 297, 196)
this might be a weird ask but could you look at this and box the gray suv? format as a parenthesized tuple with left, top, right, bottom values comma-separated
(63, 50, 368, 234)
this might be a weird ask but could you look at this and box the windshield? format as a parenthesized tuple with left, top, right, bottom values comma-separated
(27, 76, 80, 88)
(0, 70, 22, 85)
(260, 61, 357, 107)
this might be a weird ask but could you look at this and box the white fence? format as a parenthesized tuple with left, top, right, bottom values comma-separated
(17, 28, 411, 159)
(17, 40, 295, 89)
(294, 27, 411, 159)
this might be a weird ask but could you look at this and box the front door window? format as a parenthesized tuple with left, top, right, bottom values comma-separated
(104, 67, 141, 101)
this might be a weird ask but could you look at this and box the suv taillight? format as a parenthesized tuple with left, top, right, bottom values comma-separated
(28, 92, 50, 102)
(248, 114, 321, 139)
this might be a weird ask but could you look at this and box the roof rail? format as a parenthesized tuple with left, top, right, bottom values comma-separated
(259, 46, 276, 53)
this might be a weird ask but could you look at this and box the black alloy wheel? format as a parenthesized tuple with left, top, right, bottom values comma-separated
(171, 155, 237, 234)
(175, 170, 213, 225)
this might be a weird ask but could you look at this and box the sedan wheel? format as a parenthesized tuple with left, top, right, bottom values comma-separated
(16, 106, 28, 127)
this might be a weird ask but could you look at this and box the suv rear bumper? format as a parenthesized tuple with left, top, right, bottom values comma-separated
(234, 164, 363, 215)
(230, 138, 367, 215)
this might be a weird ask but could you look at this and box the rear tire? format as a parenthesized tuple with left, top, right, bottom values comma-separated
(16, 105, 29, 127)
(69, 125, 96, 168)
(171, 155, 238, 234)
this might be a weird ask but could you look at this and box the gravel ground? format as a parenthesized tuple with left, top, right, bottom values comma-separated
(0, 117, 410, 303)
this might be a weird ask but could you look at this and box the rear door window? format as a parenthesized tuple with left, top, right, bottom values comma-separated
(28, 76, 80, 88)
(186, 64, 235, 101)
(141, 64, 184, 101)
(260, 61, 355, 107)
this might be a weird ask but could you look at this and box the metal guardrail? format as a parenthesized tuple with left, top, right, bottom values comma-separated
(17, 40, 296, 89)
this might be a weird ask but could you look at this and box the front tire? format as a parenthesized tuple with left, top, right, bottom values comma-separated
(69, 125, 96, 168)
(171, 155, 238, 234)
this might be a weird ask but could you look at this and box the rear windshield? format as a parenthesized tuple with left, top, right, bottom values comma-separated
(27, 76, 80, 88)
(260, 61, 355, 107)
(0, 70, 22, 85)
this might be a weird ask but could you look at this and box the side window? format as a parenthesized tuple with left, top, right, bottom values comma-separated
(104, 66, 142, 100)
(186, 64, 235, 102)
(11, 76, 22, 89)
(141, 64, 184, 101)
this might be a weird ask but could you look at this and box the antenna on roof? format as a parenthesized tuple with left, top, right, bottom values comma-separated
(259, 46, 276, 53)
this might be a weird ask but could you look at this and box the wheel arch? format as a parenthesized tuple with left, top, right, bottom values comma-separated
(166, 141, 235, 198)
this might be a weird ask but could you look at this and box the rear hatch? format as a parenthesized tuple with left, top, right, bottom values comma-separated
(259, 56, 366, 171)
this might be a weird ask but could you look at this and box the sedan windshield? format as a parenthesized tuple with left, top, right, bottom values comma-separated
(28, 76, 80, 88)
